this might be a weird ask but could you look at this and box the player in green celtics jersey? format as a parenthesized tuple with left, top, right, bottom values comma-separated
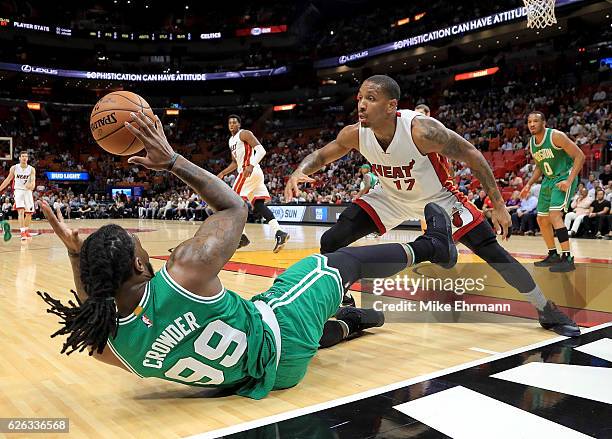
(355, 164, 379, 200)
(521, 111, 585, 272)
(37, 111, 458, 399)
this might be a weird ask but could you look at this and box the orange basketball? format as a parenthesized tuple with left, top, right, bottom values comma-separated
(90, 91, 156, 156)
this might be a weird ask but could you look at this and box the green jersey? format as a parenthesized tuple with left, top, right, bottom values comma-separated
(529, 128, 573, 178)
(106, 265, 278, 399)
(360, 172, 379, 191)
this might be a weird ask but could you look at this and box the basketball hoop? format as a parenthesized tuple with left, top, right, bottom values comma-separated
(523, 0, 557, 29)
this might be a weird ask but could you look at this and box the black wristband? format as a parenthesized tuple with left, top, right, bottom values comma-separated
(67, 250, 79, 258)
(168, 153, 180, 172)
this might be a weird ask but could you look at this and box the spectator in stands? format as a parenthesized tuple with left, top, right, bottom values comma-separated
(586, 173, 597, 191)
(1, 197, 12, 220)
(506, 190, 521, 213)
(605, 181, 612, 202)
(592, 87, 607, 102)
(511, 189, 538, 235)
(77, 203, 93, 219)
(599, 164, 611, 187)
(138, 198, 149, 219)
(509, 172, 523, 189)
(147, 199, 159, 219)
(585, 189, 611, 238)
(158, 198, 173, 219)
(588, 180, 603, 200)
(501, 138, 513, 151)
(565, 188, 592, 237)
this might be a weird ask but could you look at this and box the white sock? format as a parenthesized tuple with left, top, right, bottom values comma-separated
(268, 219, 281, 234)
(20, 227, 25, 233)
(243, 226, 247, 236)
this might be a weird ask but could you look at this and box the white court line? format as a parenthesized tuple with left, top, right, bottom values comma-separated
(394, 386, 593, 439)
(185, 321, 612, 439)
(469, 347, 499, 355)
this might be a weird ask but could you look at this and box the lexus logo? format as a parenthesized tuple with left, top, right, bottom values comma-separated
(21, 64, 31, 72)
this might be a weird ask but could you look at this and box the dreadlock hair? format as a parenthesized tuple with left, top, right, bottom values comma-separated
(38, 224, 135, 355)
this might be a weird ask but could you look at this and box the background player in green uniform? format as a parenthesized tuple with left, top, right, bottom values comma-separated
(521, 111, 585, 272)
(355, 164, 379, 200)
(38, 111, 458, 399)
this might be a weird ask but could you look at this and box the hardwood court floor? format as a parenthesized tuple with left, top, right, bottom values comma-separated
(0, 219, 610, 438)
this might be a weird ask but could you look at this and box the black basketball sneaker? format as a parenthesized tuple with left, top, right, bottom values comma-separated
(273, 230, 289, 253)
(238, 233, 250, 249)
(549, 253, 575, 272)
(537, 300, 580, 337)
(415, 203, 458, 269)
(335, 306, 385, 339)
(534, 252, 561, 267)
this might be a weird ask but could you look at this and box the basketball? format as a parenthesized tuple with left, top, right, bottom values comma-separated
(89, 91, 155, 156)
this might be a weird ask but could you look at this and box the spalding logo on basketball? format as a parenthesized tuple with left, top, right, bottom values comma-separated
(89, 91, 156, 156)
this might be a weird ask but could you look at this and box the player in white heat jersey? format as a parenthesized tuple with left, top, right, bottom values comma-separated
(0, 151, 38, 240)
(218, 115, 289, 253)
(286, 75, 578, 337)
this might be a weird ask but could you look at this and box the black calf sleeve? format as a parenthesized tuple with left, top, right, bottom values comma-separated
(252, 199, 275, 223)
(460, 222, 536, 294)
(554, 226, 569, 244)
(325, 243, 409, 288)
(320, 203, 378, 254)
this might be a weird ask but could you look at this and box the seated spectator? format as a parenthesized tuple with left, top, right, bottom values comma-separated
(1, 197, 13, 220)
(599, 164, 612, 187)
(511, 191, 538, 235)
(565, 188, 592, 237)
(586, 173, 597, 191)
(138, 198, 150, 219)
(605, 181, 612, 203)
(147, 199, 159, 219)
(509, 172, 523, 189)
(506, 190, 521, 213)
(584, 189, 611, 238)
(501, 138, 513, 151)
(588, 180, 602, 200)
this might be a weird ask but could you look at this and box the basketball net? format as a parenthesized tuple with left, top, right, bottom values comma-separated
(523, 0, 557, 29)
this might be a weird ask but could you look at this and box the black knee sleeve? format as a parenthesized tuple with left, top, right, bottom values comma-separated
(252, 199, 275, 223)
(461, 222, 536, 294)
(320, 203, 378, 254)
(554, 226, 569, 243)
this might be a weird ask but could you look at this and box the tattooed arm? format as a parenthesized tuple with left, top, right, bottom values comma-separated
(126, 111, 247, 297)
(411, 116, 512, 239)
(285, 124, 359, 200)
(166, 156, 247, 297)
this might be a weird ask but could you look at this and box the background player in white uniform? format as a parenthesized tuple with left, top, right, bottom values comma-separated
(286, 75, 578, 337)
(0, 151, 38, 240)
(218, 115, 289, 253)
(414, 103, 431, 117)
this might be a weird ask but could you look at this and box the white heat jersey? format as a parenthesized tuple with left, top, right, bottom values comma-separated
(12, 164, 34, 191)
(357, 110, 482, 239)
(229, 129, 260, 173)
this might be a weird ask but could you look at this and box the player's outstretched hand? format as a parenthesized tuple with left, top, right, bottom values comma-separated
(125, 112, 176, 171)
(40, 200, 83, 255)
(491, 205, 512, 240)
(284, 171, 315, 202)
